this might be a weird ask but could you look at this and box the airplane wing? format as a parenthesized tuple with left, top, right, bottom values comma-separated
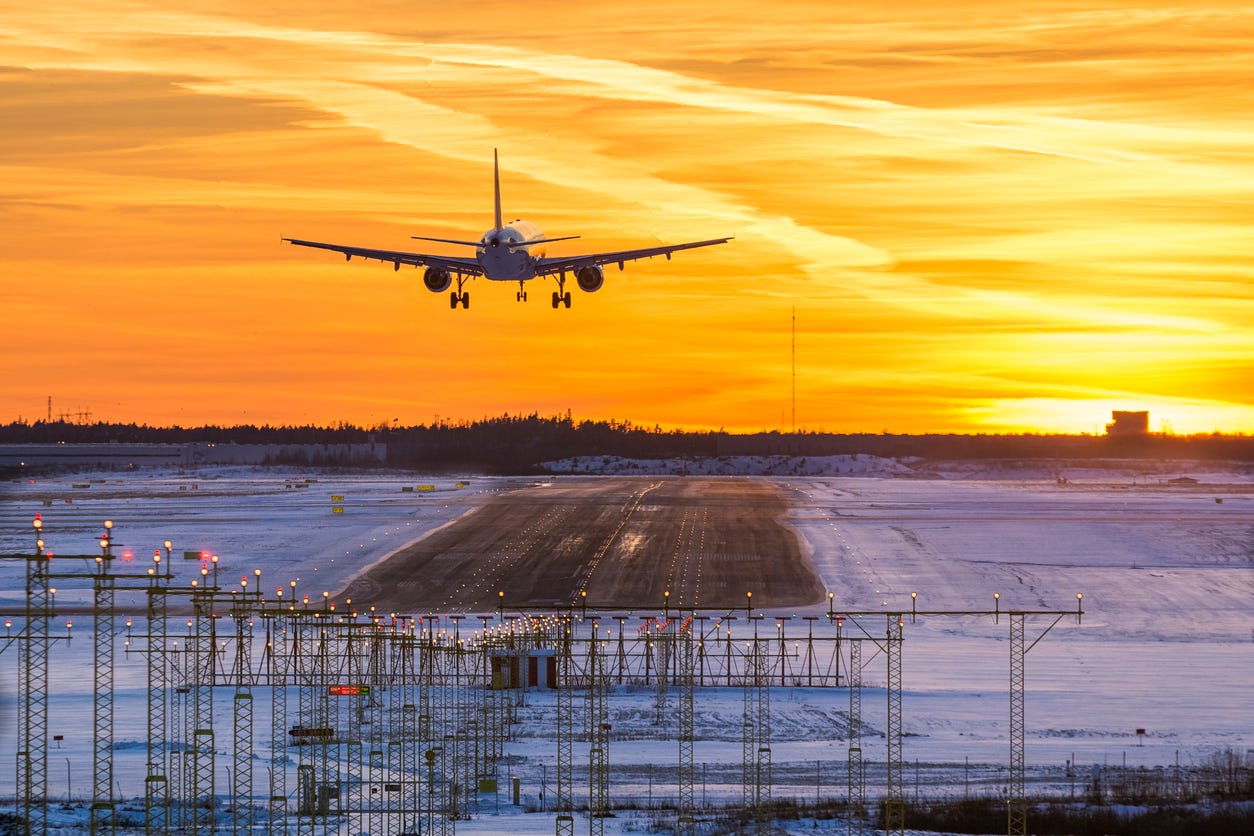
(283, 238, 483, 275)
(534, 237, 731, 276)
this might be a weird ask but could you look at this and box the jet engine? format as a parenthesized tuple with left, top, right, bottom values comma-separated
(423, 267, 452, 293)
(575, 265, 604, 293)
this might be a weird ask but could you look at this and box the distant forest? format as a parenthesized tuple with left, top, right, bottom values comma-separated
(3, 413, 1253, 472)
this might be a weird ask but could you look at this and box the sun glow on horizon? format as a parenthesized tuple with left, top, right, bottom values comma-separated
(1, 1, 1252, 434)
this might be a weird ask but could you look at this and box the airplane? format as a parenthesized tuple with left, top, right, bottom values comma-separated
(284, 151, 731, 309)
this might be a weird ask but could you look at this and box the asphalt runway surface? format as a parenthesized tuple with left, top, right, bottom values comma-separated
(337, 476, 823, 612)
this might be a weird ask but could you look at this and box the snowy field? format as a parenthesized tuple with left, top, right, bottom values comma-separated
(1, 462, 1251, 834)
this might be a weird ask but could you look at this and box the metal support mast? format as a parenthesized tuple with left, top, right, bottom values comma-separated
(266, 611, 288, 836)
(1009, 613, 1027, 836)
(19, 536, 52, 836)
(191, 581, 217, 836)
(676, 616, 695, 836)
(587, 625, 609, 836)
(755, 636, 772, 832)
(396, 621, 420, 836)
(91, 548, 117, 836)
(884, 616, 905, 836)
(232, 603, 254, 836)
(653, 619, 670, 726)
(846, 637, 863, 836)
(144, 549, 170, 836)
(555, 614, 574, 836)
(741, 638, 755, 815)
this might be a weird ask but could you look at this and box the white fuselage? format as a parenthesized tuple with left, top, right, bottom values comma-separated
(476, 220, 546, 281)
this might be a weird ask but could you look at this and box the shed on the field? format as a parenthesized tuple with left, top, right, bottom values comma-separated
(490, 648, 557, 689)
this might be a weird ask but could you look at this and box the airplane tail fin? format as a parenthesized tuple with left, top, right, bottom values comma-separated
(493, 148, 503, 232)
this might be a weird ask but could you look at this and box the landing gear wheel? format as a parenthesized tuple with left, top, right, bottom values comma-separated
(461, 292, 470, 309)
(563, 291, 572, 309)
(517, 291, 527, 302)
(450, 291, 459, 309)
(552, 291, 561, 309)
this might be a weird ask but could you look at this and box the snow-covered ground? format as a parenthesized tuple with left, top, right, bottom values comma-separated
(1, 462, 1251, 834)
(0, 468, 521, 611)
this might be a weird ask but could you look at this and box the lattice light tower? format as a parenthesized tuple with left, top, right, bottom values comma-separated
(587, 622, 610, 836)
(845, 626, 864, 836)
(676, 613, 696, 836)
(231, 587, 254, 836)
(20, 518, 53, 836)
(555, 612, 574, 836)
(264, 594, 287, 836)
(884, 615, 905, 835)
(144, 544, 172, 836)
(191, 574, 217, 836)
(91, 528, 117, 836)
(1009, 612, 1026, 836)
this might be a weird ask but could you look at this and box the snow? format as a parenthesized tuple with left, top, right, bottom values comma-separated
(1, 461, 1251, 834)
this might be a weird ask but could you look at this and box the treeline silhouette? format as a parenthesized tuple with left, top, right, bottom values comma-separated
(2, 413, 1252, 473)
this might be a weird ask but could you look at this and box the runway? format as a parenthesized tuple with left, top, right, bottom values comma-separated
(336, 476, 822, 612)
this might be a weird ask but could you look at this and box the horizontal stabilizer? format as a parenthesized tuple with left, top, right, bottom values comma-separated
(411, 235, 483, 247)
(507, 235, 581, 251)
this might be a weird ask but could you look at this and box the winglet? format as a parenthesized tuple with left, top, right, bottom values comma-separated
(493, 148, 503, 232)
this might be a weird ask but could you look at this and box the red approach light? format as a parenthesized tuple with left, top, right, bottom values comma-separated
(122, 551, 133, 562)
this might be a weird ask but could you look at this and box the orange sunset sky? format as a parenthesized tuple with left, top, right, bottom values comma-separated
(2, 1, 1251, 434)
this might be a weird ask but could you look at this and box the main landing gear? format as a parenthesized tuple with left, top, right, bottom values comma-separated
(449, 275, 470, 309)
(551, 274, 572, 308)
(516, 282, 527, 302)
